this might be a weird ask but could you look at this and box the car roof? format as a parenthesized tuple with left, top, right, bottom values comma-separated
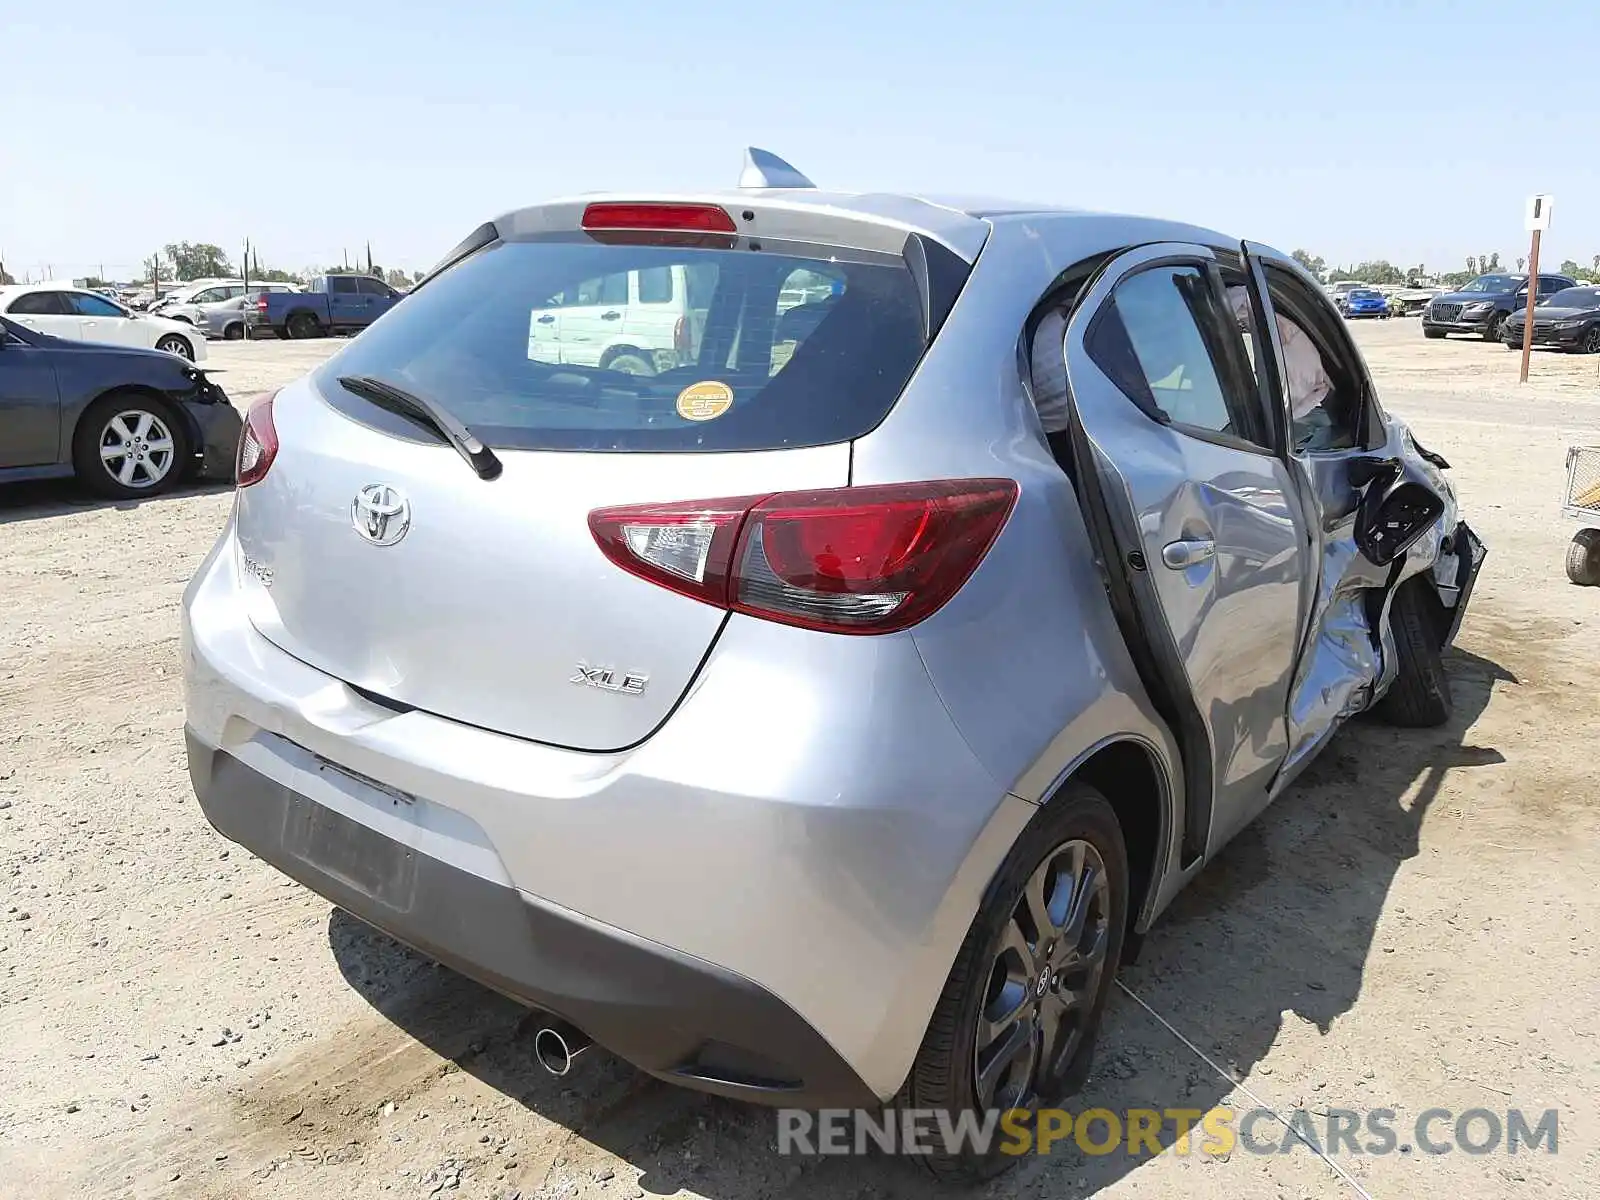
(498, 185, 1231, 266)
(0, 281, 90, 293)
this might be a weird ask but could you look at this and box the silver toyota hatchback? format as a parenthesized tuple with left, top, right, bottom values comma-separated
(183, 150, 1484, 1179)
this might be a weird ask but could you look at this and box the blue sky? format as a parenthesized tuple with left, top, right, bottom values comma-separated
(4, 0, 1598, 282)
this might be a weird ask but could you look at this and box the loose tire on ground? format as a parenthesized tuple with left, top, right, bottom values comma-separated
(901, 782, 1129, 1183)
(1375, 576, 1453, 727)
(71, 392, 190, 500)
(1566, 528, 1600, 586)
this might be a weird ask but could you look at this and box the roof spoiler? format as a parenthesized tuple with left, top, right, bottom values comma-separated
(739, 147, 815, 190)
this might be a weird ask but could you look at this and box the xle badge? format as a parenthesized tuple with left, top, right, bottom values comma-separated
(570, 664, 648, 696)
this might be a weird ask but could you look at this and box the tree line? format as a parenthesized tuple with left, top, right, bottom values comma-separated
(86, 241, 425, 293)
(1291, 249, 1600, 288)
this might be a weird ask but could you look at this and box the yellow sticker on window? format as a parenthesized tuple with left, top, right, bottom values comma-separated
(676, 380, 734, 422)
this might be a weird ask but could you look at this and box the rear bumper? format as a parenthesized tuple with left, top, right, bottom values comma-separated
(186, 729, 877, 1107)
(181, 518, 1032, 1103)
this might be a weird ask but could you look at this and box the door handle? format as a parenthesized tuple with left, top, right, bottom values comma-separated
(1161, 538, 1216, 569)
(537, 315, 556, 324)
(600, 310, 621, 320)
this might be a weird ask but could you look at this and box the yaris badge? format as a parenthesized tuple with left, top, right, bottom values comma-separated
(351, 484, 411, 546)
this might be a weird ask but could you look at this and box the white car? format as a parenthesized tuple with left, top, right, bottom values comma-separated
(526, 264, 837, 375)
(164, 282, 301, 331)
(0, 283, 208, 361)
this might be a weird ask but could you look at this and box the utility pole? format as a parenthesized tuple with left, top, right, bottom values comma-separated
(1519, 195, 1553, 384)
(242, 237, 252, 340)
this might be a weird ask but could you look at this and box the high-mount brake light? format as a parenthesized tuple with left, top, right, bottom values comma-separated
(588, 480, 1018, 635)
(580, 203, 738, 234)
(235, 391, 280, 488)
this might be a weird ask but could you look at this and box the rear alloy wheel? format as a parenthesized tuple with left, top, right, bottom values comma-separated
(903, 784, 1127, 1183)
(1566, 528, 1600, 586)
(155, 333, 194, 360)
(72, 394, 189, 499)
(223, 322, 245, 341)
(287, 311, 322, 340)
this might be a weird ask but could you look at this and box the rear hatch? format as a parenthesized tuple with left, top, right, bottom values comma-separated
(233, 203, 970, 750)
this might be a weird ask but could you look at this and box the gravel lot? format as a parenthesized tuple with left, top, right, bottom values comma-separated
(2, 321, 1597, 1199)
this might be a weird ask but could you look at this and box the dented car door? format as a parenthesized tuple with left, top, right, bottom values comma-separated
(1059, 242, 1310, 863)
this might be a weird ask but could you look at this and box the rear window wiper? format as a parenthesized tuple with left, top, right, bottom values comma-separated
(336, 375, 502, 481)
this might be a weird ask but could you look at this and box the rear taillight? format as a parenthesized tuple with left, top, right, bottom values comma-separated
(236, 392, 279, 488)
(588, 479, 1018, 634)
(255, 294, 268, 313)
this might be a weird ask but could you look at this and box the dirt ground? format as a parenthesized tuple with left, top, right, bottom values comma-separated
(1, 321, 1597, 1199)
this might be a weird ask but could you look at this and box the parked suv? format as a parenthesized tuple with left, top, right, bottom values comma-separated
(1423, 272, 1578, 341)
(184, 152, 1485, 1181)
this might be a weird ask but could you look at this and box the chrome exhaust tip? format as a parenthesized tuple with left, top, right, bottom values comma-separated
(533, 1021, 593, 1076)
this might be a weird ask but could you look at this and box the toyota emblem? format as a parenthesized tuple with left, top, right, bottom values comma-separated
(351, 483, 411, 546)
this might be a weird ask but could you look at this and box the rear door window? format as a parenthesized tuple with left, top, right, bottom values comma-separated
(7, 291, 73, 315)
(316, 234, 938, 453)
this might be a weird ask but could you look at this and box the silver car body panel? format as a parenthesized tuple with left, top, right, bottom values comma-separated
(184, 188, 1480, 1103)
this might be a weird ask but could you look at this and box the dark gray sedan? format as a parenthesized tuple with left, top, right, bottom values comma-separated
(0, 315, 241, 498)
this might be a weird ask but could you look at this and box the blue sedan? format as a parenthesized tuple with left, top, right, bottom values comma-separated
(1341, 288, 1392, 319)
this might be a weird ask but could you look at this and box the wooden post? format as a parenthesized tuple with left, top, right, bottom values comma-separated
(1519, 227, 1542, 384)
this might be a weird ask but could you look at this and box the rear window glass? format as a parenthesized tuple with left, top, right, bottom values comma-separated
(314, 234, 931, 453)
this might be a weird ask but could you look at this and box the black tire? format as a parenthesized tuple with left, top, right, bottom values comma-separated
(71, 392, 191, 500)
(902, 783, 1128, 1184)
(1483, 313, 1503, 342)
(1424, 328, 1445, 339)
(602, 348, 655, 376)
(154, 333, 194, 360)
(1375, 576, 1452, 727)
(1581, 327, 1600, 355)
(1566, 528, 1600, 586)
(287, 311, 323, 340)
(223, 322, 244, 341)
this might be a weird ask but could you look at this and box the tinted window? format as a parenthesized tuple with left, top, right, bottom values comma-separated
(328, 276, 359, 295)
(355, 276, 391, 297)
(68, 292, 125, 317)
(637, 267, 673, 304)
(1089, 265, 1247, 438)
(1545, 287, 1600, 307)
(7, 291, 72, 315)
(314, 235, 934, 453)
